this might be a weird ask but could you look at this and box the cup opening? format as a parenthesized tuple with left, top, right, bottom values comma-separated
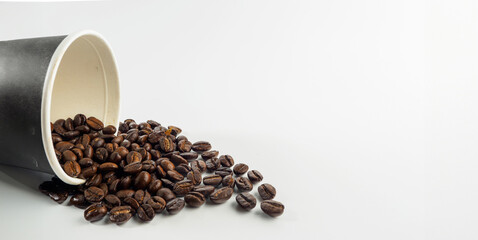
(41, 30, 120, 185)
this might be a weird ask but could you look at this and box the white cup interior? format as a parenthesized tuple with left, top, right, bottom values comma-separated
(41, 30, 120, 185)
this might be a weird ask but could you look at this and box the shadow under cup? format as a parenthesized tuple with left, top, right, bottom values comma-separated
(0, 30, 120, 185)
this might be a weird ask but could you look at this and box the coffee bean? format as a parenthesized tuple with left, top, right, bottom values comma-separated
(99, 162, 118, 172)
(119, 176, 132, 189)
(215, 167, 233, 177)
(147, 196, 166, 213)
(260, 200, 284, 217)
(105, 194, 121, 207)
(219, 155, 234, 167)
(74, 114, 86, 127)
(222, 175, 235, 188)
(148, 179, 163, 194)
(71, 148, 84, 159)
(137, 204, 155, 222)
(134, 171, 152, 189)
(69, 193, 87, 208)
(160, 178, 175, 189)
(170, 154, 188, 165)
(173, 180, 193, 196)
(236, 193, 257, 210)
(233, 163, 249, 175)
(86, 117, 104, 131)
(84, 186, 105, 202)
(209, 187, 233, 204)
(84, 203, 107, 222)
(159, 136, 175, 152)
(102, 125, 117, 134)
(142, 160, 156, 173)
(167, 170, 184, 182)
(84, 145, 94, 158)
(192, 185, 215, 197)
(126, 151, 142, 164)
(186, 170, 202, 185)
(63, 160, 81, 177)
(76, 125, 90, 134)
(116, 189, 135, 200)
(191, 141, 211, 152)
(175, 163, 192, 175)
(123, 197, 140, 210)
(191, 160, 207, 173)
(258, 183, 276, 200)
(134, 190, 151, 204)
(205, 158, 221, 171)
(203, 174, 222, 186)
(201, 150, 219, 160)
(81, 165, 97, 179)
(109, 206, 133, 224)
(184, 192, 206, 207)
(177, 140, 192, 152)
(94, 148, 108, 162)
(91, 137, 105, 148)
(167, 126, 182, 136)
(166, 198, 185, 215)
(85, 173, 102, 187)
(156, 165, 167, 178)
(247, 170, 263, 183)
(99, 183, 109, 196)
(179, 152, 198, 161)
(64, 130, 80, 139)
(235, 177, 253, 192)
(53, 121, 67, 136)
(156, 188, 176, 202)
(159, 158, 175, 171)
(123, 162, 143, 174)
(55, 141, 74, 152)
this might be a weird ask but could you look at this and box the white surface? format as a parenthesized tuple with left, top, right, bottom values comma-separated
(43, 30, 120, 185)
(0, 0, 477, 239)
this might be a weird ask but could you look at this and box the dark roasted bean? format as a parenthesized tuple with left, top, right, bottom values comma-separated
(177, 140, 192, 152)
(105, 194, 121, 207)
(233, 163, 249, 175)
(167, 170, 184, 182)
(209, 187, 233, 204)
(170, 154, 188, 165)
(126, 151, 142, 164)
(134, 171, 152, 189)
(235, 177, 253, 192)
(74, 114, 86, 127)
(175, 163, 192, 175)
(123, 197, 140, 210)
(147, 196, 166, 213)
(85, 173, 102, 187)
(236, 193, 257, 210)
(137, 204, 155, 222)
(261, 200, 284, 217)
(206, 158, 221, 171)
(222, 175, 235, 188)
(156, 188, 176, 202)
(166, 198, 185, 215)
(99, 162, 118, 172)
(148, 179, 163, 194)
(159, 136, 175, 152)
(109, 206, 133, 224)
(203, 174, 222, 186)
(191, 141, 211, 152)
(69, 193, 87, 208)
(173, 180, 193, 196)
(84, 186, 105, 202)
(116, 189, 135, 200)
(191, 160, 207, 173)
(86, 117, 104, 131)
(184, 192, 206, 207)
(186, 169, 202, 185)
(179, 152, 198, 161)
(247, 170, 263, 183)
(123, 162, 143, 174)
(103, 125, 117, 134)
(258, 183, 276, 200)
(84, 203, 107, 222)
(159, 159, 175, 171)
(219, 155, 234, 167)
(201, 150, 219, 160)
(192, 185, 215, 197)
(215, 167, 233, 177)
(63, 160, 81, 177)
(55, 141, 74, 152)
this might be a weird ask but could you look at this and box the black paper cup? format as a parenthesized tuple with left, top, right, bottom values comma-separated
(0, 30, 120, 185)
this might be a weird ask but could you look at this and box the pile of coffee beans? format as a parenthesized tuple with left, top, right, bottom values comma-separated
(39, 114, 285, 224)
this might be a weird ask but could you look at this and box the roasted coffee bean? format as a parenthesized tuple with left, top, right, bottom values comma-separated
(94, 148, 108, 162)
(175, 163, 192, 175)
(203, 174, 222, 186)
(170, 154, 188, 165)
(147, 196, 166, 213)
(235, 177, 253, 192)
(209, 187, 233, 204)
(156, 165, 167, 178)
(64, 130, 80, 139)
(109, 206, 133, 224)
(192, 185, 215, 197)
(134, 171, 152, 189)
(233, 163, 249, 175)
(85, 173, 102, 187)
(201, 150, 219, 160)
(78, 158, 93, 167)
(48, 190, 69, 204)
(84, 203, 107, 222)
(102, 125, 116, 134)
(75, 125, 90, 134)
(116, 189, 135, 200)
(116, 146, 129, 159)
(141, 160, 156, 172)
(179, 152, 198, 161)
(167, 170, 184, 182)
(159, 159, 175, 171)
(247, 170, 263, 183)
(123, 197, 140, 210)
(126, 151, 142, 164)
(84, 186, 105, 202)
(191, 141, 211, 152)
(236, 193, 257, 210)
(147, 132, 162, 144)
(53, 122, 67, 136)
(205, 158, 221, 171)
(146, 120, 160, 128)
(148, 179, 163, 194)
(74, 114, 86, 127)
(186, 170, 202, 185)
(55, 141, 74, 152)
(161, 178, 175, 189)
(105, 194, 121, 207)
(63, 160, 81, 177)
(219, 155, 234, 167)
(103, 171, 117, 185)
(81, 165, 97, 179)
(64, 118, 74, 131)
(51, 134, 62, 144)
(167, 126, 181, 136)
(258, 183, 276, 200)
(109, 152, 122, 163)
(86, 117, 104, 131)
(88, 131, 100, 140)
(261, 200, 284, 217)
(184, 192, 206, 207)
(166, 198, 185, 215)
(222, 175, 235, 188)
(108, 179, 120, 193)
(104, 143, 114, 153)
(91, 137, 105, 148)
(150, 149, 161, 160)
(84, 145, 94, 158)
(137, 204, 155, 222)
(191, 160, 207, 173)
(215, 167, 233, 177)
(177, 140, 192, 152)
(119, 176, 132, 189)
(173, 180, 193, 196)
(123, 162, 142, 174)
(71, 148, 84, 159)
(126, 130, 139, 142)
(134, 190, 150, 204)
(99, 162, 118, 172)
(99, 183, 109, 196)
(118, 122, 129, 133)
(156, 188, 176, 202)
(159, 136, 175, 152)
(69, 193, 87, 208)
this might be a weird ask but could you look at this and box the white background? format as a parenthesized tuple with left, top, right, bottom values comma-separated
(0, 0, 477, 239)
